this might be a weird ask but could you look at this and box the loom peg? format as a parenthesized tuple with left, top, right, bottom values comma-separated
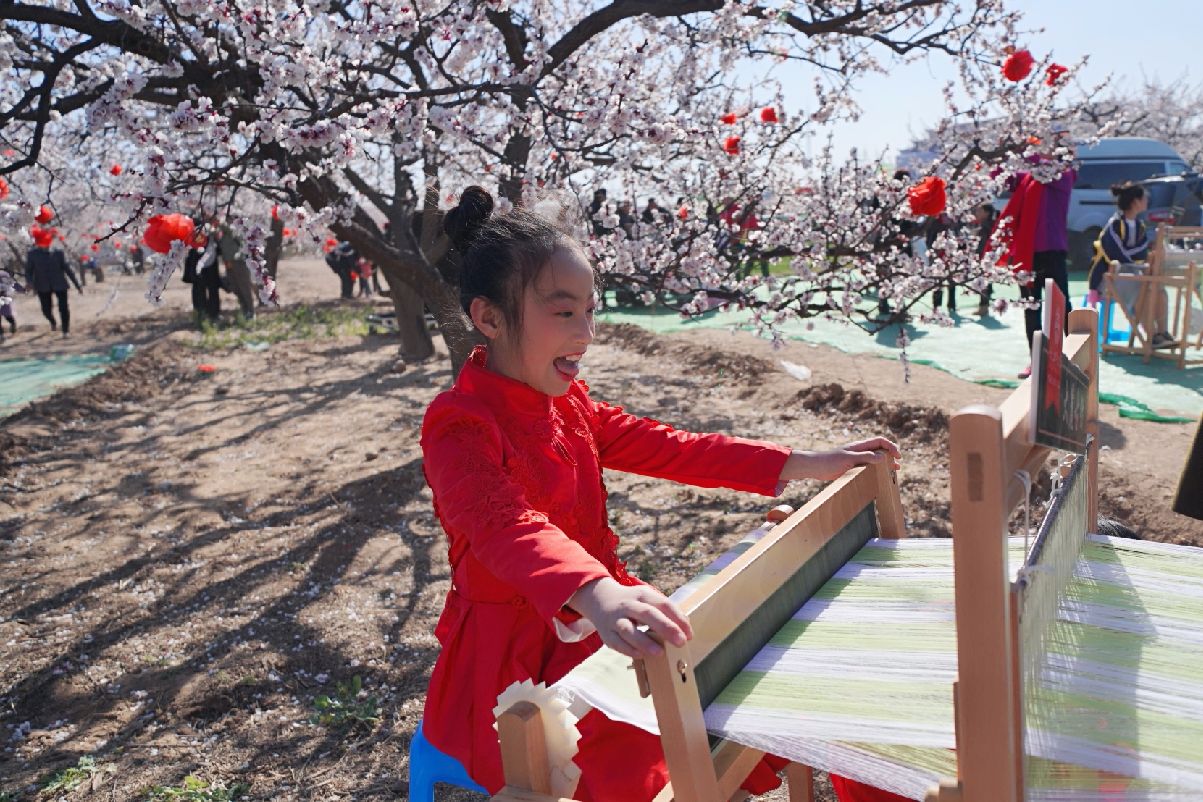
(765, 504, 794, 523)
(923, 780, 962, 802)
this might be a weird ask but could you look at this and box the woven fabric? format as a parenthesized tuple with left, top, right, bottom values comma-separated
(554, 533, 1203, 800)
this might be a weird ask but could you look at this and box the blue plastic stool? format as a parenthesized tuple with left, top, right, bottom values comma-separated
(1083, 295, 1131, 348)
(409, 721, 488, 801)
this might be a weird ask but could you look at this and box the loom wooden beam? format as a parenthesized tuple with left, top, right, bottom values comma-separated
(497, 701, 554, 795)
(948, 405, 1023, 802)
(1067, 308, 1100, 530)
(872, 457, 906, 539)
(643, 639, 724, 802)
(785, 762, 815, 802)
(677, 465, 879, 664)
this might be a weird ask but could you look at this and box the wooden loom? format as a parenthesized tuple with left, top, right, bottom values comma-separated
(491, 309, 1100, 802)
(1101, 224, 1203, 368)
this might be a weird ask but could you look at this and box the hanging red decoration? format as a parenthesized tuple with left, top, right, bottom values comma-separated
(759, 107, 779, 123)
(720, 112, 738, 125)
(677, 205, 689, 221)
(90, 244, 100, 252)
(110, 164, 123, 176)
(1044, 63, 1068, 86)
(142, 213, 197, 254)
(1002, 49, 1035, 82)
(907, 176, 947, 217)
(722, 136, 741, 156)
(34, 205, 53, 224)
(30, 225, 55, 248)
(282, 227, 295, 237)
(271, 205, 280, 220)
(0, 176, 8, 201)
(323, 237, 338, 253)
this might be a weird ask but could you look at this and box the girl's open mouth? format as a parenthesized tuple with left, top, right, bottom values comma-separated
(554, 356, 580, 381)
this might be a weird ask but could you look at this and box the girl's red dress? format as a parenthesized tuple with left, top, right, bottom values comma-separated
(420, 346, 902, 802)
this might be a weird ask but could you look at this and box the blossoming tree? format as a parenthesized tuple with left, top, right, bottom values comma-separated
(1, 0, 1076, 369)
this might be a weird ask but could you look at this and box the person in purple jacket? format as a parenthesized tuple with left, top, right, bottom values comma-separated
(1010, 163, 1076, 379)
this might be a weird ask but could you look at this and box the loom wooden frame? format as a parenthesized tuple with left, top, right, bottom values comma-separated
(924, 307, 1100, 802)
(491, 457, 906, 802)
(491, 312, 1098, 802)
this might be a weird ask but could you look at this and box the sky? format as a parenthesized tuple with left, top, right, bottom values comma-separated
(773, 1, 1197, 163)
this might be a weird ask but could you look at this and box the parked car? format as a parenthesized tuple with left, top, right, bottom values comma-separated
(1067, 138, 1191, 270)
(1139, 173, 1203, 228)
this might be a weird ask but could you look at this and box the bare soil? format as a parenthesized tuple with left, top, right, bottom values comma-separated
(1, 258, 1198, 801)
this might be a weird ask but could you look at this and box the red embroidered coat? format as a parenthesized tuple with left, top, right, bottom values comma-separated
(420, 347, 791, 797)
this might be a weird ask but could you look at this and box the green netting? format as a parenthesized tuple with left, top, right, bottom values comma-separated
(599, 276, 1202, 422)
(0, 347, 132, 415)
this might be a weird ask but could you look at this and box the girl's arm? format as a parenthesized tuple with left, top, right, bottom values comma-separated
(588, 394, 899, 493)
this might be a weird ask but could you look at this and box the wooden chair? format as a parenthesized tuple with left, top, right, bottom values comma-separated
(492, 456, 906, 802)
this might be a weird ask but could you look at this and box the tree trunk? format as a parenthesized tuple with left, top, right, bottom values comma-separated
(388, 278, 435, 362)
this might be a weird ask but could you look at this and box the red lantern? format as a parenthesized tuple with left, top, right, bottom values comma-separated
(759, 107, 779, 124)
(1045, 63, 1068, 87)
(142, 213, 196, 254)
(110, 164, 122, 176)
(34, 205, 53, 224)
(907, 176, 947, 217)
(1002, 49, 1035, 82)
(722, 136, 741, 156)
(0, 176, 8, 201)
(720, 112, 738, 125)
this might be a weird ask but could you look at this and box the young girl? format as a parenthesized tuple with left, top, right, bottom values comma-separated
(1086, 182, 1174, 348)
(420, 186, 906, 801)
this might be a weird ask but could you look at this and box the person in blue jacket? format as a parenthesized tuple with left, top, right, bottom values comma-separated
(1087, 183, 1173, 349)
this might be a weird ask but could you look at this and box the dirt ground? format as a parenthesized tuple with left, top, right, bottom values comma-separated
(1, 257, 1199, 801)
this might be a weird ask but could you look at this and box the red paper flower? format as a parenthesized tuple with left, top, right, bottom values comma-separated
(677, 205, 689, 220)
(323, 237, 338, 253)
(759, 107, 779, 124)
(34, 205, 53, 224)
(110, 164, 122, 176)
(0, 176, 8, 201)
(142, 213, 196, 254)
(1002, 49, 1035, 82)
(907, 176, 947, 217)
(720, 112, 738, 125)
(722, 135, 741, 156)
(1045, 63, 1068, 86)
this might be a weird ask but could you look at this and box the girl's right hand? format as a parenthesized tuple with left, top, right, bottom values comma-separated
(567, 578, 693, 659)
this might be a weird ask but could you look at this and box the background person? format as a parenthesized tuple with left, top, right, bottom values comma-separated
(1087, 182, 1174, 349)
(25, 229, 82, 336)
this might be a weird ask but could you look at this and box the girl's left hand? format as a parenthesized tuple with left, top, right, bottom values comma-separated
(779, 436, 902, 483)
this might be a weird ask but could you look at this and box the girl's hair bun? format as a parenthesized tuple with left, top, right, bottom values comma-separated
(444, 186, 494, 252)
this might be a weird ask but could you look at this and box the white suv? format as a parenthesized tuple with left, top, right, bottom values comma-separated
(1068, 137, 1191, 269)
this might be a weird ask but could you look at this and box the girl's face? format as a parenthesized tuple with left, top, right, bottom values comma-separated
(479, 246, 597, 397)
(1130, 193, 1148, 216)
